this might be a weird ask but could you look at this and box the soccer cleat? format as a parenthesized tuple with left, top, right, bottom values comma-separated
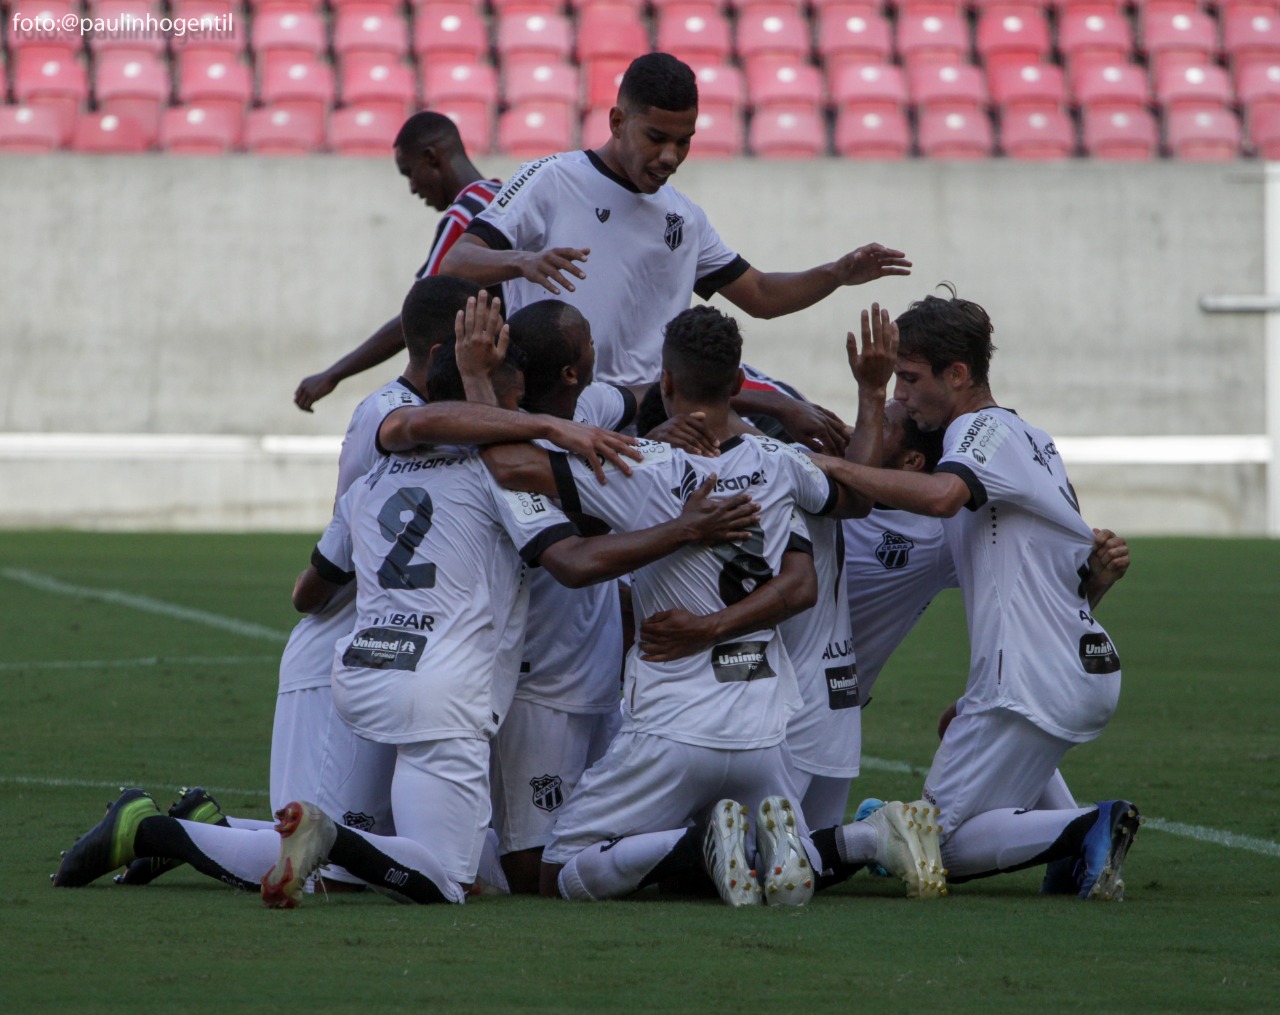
(1078, 800, 1143, 902)
(52, 788, 162, 887)
(1039, 855, 1081, 896)
(756, 796, 814, 906)
(116, 786, 229, 886)
(866, 799, 948, 899)
(261, 801, 338, 909)
(854, 798, 893, 878)
(702, 799, 761, 907)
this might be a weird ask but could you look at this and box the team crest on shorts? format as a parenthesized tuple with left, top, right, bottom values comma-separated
(875, 531, 915, 570)
(530, 774, 564, 812)
(343, 811, 376, 831)
(664, 212, 685, 251)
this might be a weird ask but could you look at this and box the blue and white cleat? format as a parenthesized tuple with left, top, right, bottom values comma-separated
(756, 796, 813, 906)
(854, 798, 893, 878)
(865, 799, 948, 899)
(1078, 800, 1143, 902)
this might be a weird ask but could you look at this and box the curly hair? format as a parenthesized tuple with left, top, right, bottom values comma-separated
(618, 52, 698, 113)
(661, 305, 742, 402)
(895, 283, 996, 389)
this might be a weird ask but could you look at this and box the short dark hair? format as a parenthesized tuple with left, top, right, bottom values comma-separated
(394, 111, 463, 153)
(895, 284, 996, 388)
(635, 382, 669, 437)
(899, 413, 945, 472)
(426, 335, 527, 403)
(662, 305, 742, 402)
(618, 53, 698, 113)
(400, 276, 481, 364)
(506, 300, 581, 401)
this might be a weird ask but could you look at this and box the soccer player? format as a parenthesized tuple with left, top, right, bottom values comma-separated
(294, 112, 502, 412)
(814, 290, 1142, 900)
(440, 53, 910, 425)
(482, 305, 945, 906)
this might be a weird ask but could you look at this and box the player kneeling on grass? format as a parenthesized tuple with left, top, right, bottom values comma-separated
(52, 318, 760, 907)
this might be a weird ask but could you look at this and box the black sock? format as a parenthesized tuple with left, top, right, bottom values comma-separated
(133, 816, 257, 891)
(327, 827, 450, 905)
(638, 827, 710, 894)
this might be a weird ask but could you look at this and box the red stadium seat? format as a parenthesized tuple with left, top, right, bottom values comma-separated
(974, 5, 1051, 72)
(999, 107, 1075, 158)
(576, 4, 650, 64)
(70, 111, 151, 151)
(581, 106, 613, 147)
(244, 105, 325, 153)
(412, 3, 488, 62)
(495, 12, 573, 62)
(341, 57, 417, 119)
(329, 106, 401, 155)
(1080, 107, 1158, 158)
(490, 0, 562, 12)
(749, 105, 826, 157)
(170, 0, 246, 57)
(909, 62, 989, 114)
(259, 58, 335, 137)
(8, 0, 83, 58)
(897, 10, 969, 71)
(158, 104, 239, 153)
(1223, 8, 1280, 73)
(691, 107, 746, 156)
(816, 5, 893, 71)
(12, 53, 89, 143)
(1057, 8, 1133, 69)
(988, 62, 1066, 113)
(582, 57, 631, 108)
(87, 1, 166, 57)
(252, 9, 327, 74)
(830, 61, 908, 115)
(333, 8, 410, 60)
(1155, 63, 1234, 113)
(917, 108, 995, 157)
(1237, 61, 1280, 124)
(833, 107, 911, 158)
(655, 4, 733, 64)
(1250, 103, 1280, 157)
(93, 53, 169, 145)
(1140, 8, 1218, 77)
(176, 52, 252, 140)
(498, 103, 575, 158)
(0, 105, 63, 152)
(421, 60, 499, 105)
(736, 6, 811, 65)
(745, 57, 825, 111)
(1071, 62, 1151, 114)
(692, 62, 747, 110)
(1165, 106, 1243, 159)
(503, 60, 581, 113)
(434, 104, 493, 153)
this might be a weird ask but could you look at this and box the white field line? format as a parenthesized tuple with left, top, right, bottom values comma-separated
(0, 655, 277, 672)
(1, 775, 268, 798)
(1, 568, 289, 643)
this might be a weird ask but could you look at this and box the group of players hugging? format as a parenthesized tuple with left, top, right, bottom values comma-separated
(53, 53, 1142, 909)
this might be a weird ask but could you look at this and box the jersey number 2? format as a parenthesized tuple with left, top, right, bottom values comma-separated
(376, 487, 437, 590)
(713, 525, 773, 606)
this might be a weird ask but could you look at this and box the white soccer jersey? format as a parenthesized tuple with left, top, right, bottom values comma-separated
(548, 434, 839, 750)
(520, 381, 637, 713)
(842, 507, 956, 700)
(277, 377, 426, 695)
(779, 494, 859, 778)
(935, 408, 1121, 742)
(467, 150, 748, 387)
(314, 446, 578, 744)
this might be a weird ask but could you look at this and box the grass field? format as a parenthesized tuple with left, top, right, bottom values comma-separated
(2, 532, 1278, 1013)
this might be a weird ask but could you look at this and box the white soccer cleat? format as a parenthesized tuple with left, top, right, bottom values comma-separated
(756, 796, 814, 907)
(261, 801, 339, 909)
(868, 799, 948, 900)
(702, 799, 761, 907)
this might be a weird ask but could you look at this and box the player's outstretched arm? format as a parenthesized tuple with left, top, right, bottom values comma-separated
(1084, 528, 1131, 608)
(538, 476, 761, 589)
(844, 303, 898, 469)
(716, 243, 911, 321)
(817, 455, 969, 518)
(454, 291, 509, 407)
(636, 549, 818, 662)
(440, 234, 591, 296)
(294, 316, 406, 412)
(729, 387, 851, 456)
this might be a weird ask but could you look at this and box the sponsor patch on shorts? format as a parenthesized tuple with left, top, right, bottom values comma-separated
(710, 640, 775, 683)
(342, 627, 427, 670)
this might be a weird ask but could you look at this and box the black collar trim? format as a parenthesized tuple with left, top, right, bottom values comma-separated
(585, 149, 641, 194)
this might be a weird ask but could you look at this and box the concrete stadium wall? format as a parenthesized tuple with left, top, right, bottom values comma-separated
(0, 155, 1268, 533)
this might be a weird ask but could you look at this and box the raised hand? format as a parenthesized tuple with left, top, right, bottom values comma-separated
(833, 243, 912, 287)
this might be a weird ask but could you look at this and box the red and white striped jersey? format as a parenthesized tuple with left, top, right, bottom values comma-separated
(415, 178, 503, 279)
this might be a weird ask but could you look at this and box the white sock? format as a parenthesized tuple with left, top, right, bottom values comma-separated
(833, 820, 878, 866)
(942, 807, 1093, 878)
(178, 820, 280, 883)
(558, 829, 689, 901)
(225, 816, 275, 831)
(475, 828, 510, 895)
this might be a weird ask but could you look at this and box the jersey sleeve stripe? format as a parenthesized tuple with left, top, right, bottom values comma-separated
(935, 461, 987, 510)
(785, 530, 814, 556)
(694, 255, 751, 300)
(548, 451, 582, 514)
(311, 546, 354, 584)
(519, 521, 579, 566)
(466, 218, 513, 251)
(613, 384, 638, 431)
(818, 475, 840, 517)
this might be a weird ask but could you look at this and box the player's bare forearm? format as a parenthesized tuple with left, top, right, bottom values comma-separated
(637, 550, 817, 661)
(379, 403, 562, 454)
(292, 566, 341, 614)
(844, 302, 897, 466)
(719, 265, 841, 320)
(818, 456, 969, 517)
(438, 234, 525, 285)
(1085, 528, 1131, 609)
(730, 388, 850, 456)
(481, 442, 559, 497)
(294, 316, 405, 411)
